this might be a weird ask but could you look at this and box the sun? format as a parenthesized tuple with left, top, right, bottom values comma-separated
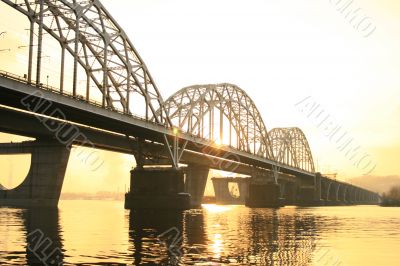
(215, 138, 222, 147)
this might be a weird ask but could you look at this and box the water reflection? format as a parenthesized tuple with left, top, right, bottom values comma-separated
(244, 209, 318, 265)
(127, 206, 320, 265)
(1, 203, 399, 265)
(200, 206, 319, 265)
(0, 207, 64, 265)
(129, 209, 184, 265)
(23, 208, 64, 265)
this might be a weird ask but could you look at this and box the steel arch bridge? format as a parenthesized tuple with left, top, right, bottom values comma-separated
(1, 0, 171, 125)
(269, 127, 315, 172)
(0, 0, 315, 173)
(0, 0, 382, 209)
(161, 83, 274, 160)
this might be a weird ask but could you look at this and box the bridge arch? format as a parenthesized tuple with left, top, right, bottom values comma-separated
(268, 128, 315, 172)
(161, 83, 274, 159)
(1, 0, 170, 123)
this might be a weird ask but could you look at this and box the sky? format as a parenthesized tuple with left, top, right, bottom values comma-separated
(0, 0, 399, 193)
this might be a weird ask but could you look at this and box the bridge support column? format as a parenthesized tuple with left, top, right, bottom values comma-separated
(297, 186, 318, 206)
(238, 180, 249, 202)
(125, 167, 191, 209)
(0, 139, 70, 208)
(245, 182, 284, 208)
(213, 178, 233, 204)
(184, 164, 209, 208)
(314, 173, 324, 205)
(281, 181, 297, 205)
(347, 187, 355, 205)
(212, 177, 249, 204)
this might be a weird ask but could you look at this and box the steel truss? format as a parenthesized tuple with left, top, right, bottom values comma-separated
(161, 83, 274, 160)
(1, 0, 170, 124)
(269, 127, 315, 172)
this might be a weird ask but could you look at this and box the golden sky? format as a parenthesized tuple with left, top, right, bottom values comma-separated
(0, 0, 399, 192)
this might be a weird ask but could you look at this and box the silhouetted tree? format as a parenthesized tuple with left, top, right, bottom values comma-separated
(381, 185, 400, 206)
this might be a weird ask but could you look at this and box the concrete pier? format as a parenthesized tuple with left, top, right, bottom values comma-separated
(184, 164, 209, 208)
(280, 181, 298, 205)
(297, 186, 319, 206)
(125, 167, 191, 209)
(245, 183, 284, 208)
(0, 139, 70, 208)
(212, 177, 249, 204)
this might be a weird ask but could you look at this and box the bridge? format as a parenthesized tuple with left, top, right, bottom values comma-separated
(0, 0, 379, 208)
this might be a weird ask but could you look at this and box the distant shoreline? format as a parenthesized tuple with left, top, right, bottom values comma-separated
(61, 192, 124, 201)
(60, 198, 124, 201)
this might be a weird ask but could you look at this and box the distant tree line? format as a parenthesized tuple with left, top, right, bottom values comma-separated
(381, 185, 400, 206)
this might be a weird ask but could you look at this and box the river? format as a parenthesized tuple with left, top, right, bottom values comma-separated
(0, 201, 399, 265)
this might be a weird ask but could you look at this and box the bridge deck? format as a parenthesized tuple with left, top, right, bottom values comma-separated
(0, 74, 315, 178)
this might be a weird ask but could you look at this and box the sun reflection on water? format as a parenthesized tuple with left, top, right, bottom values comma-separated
(201, 204, 233, 213)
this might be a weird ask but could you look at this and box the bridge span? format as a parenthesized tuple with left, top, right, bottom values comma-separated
(212, 176, 378, 206)
(0, 0, 379, 208)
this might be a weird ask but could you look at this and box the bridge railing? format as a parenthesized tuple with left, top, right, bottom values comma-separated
(0, 70, 166, 127)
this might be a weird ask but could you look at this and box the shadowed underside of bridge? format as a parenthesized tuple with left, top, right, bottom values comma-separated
(211, 174, 380, 206)
(0, 0, 380, 208)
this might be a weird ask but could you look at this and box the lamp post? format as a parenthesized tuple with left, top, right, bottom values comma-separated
(173, 127, 179, 168)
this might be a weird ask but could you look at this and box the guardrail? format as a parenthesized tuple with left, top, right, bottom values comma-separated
(0, 70, 165, 126)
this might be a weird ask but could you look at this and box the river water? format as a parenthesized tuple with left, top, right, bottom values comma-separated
(0, 201, 399, 265)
